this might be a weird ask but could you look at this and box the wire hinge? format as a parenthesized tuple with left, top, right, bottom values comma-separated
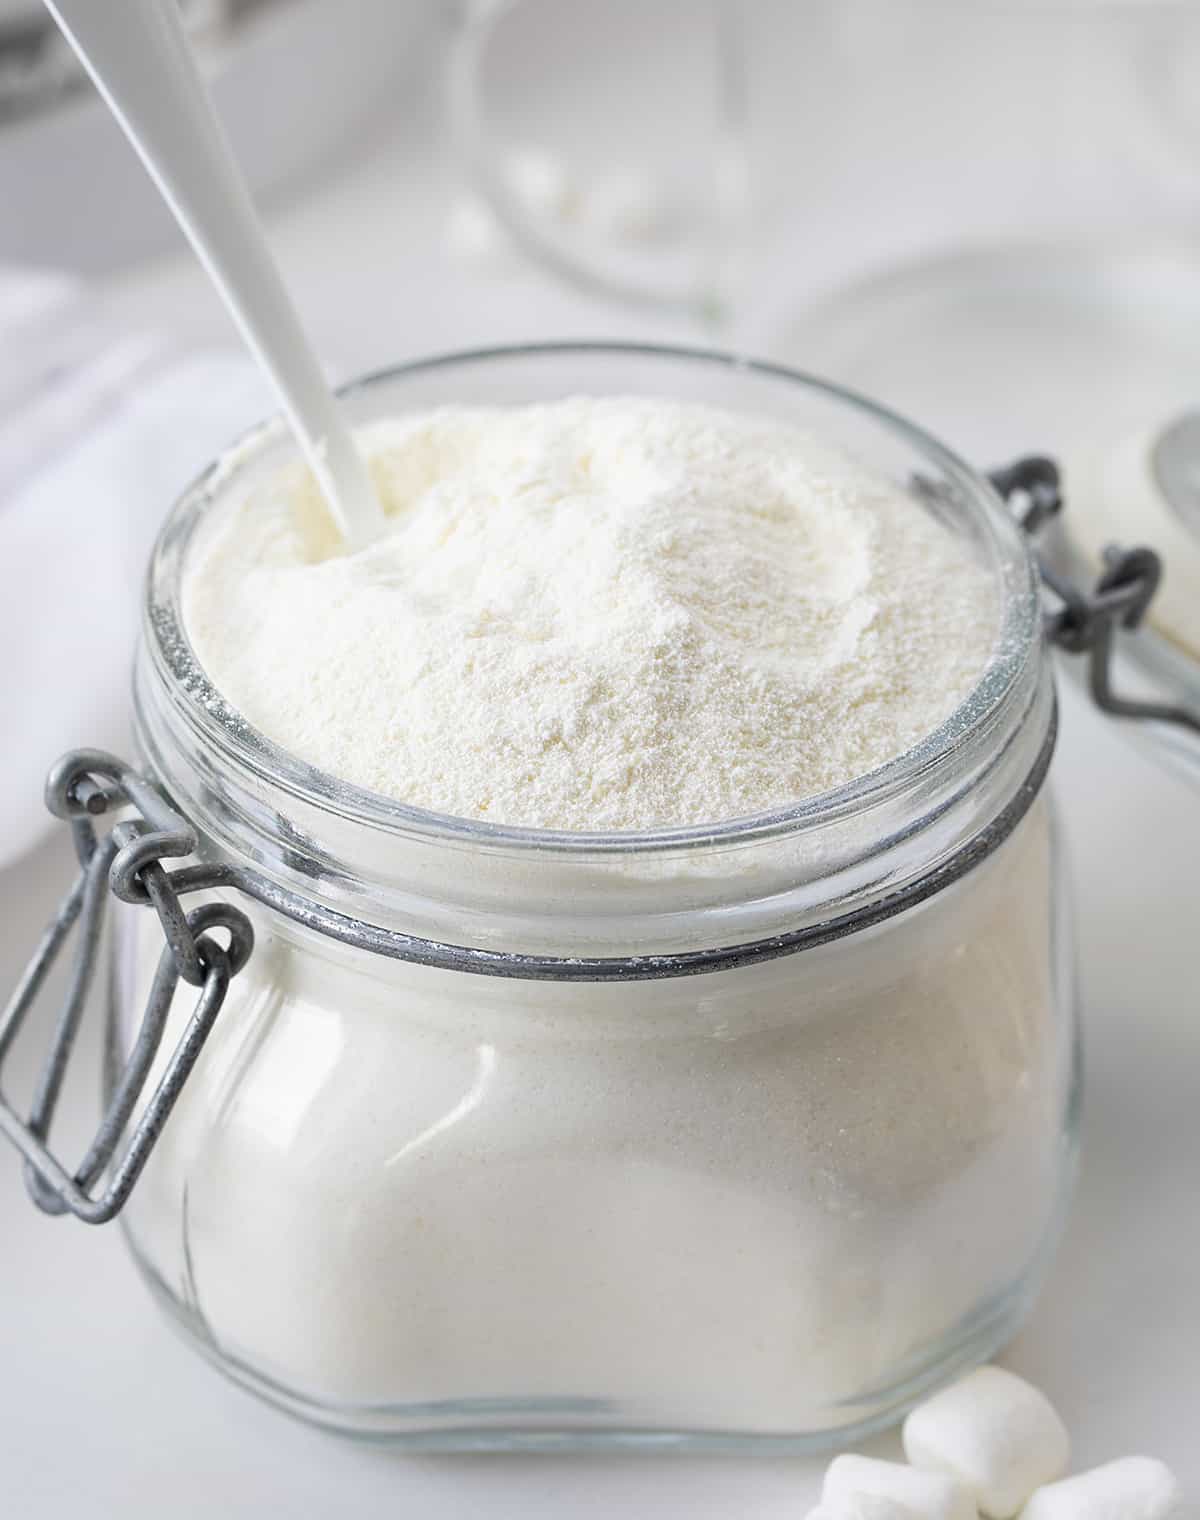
(0, 751, 253, 1225)
(990, 457, 1200, 735)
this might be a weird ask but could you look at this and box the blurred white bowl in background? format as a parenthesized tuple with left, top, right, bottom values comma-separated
(0, 0, 442, 275)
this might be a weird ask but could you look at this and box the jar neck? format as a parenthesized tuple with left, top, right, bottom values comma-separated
(130, 344, 1052, 961)
(132, 632, 1052, 960)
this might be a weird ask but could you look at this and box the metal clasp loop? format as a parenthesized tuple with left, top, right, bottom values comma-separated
(990, 458, 1200, 737)
(0, 751, 253, 1225)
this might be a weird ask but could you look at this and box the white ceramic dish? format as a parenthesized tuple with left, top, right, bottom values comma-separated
(0, 0, 440, 274)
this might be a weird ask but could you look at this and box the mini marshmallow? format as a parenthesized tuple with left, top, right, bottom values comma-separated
(504, 148, 578, 222)
(903, 1365, 1070, 1518)
(1021, 1457, 1181, 1520)
(580, 169, 673, 243)
(823, 1455, 975, 1520)
(445, 193, 511, 267)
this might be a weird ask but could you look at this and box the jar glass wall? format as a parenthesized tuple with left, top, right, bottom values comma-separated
(109, 347, 1078, 1450)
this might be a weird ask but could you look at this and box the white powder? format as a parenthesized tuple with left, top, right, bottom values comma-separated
(123, 799, 1065, 1430)
(119, 396, 1066, 1441)
(183, 398, 997, 830)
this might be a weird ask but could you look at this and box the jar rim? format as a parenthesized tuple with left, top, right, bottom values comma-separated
(143, 341, 1041, 858)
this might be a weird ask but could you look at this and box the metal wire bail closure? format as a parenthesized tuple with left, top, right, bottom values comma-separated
(990, 458, 1200, 737)
(0, 752, 253, 1224)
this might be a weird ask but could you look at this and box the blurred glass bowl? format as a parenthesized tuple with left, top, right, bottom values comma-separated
(0, 0, 440, 273)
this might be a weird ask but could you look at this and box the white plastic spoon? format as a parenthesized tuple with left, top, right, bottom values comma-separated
(44, 0, 384, 548)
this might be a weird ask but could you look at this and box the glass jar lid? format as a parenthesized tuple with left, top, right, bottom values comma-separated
(1067, 410, 1200, 661)
(1049, 408, 1200, 781)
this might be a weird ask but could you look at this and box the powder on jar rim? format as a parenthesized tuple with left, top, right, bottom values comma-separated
(182, 397, 998, 831)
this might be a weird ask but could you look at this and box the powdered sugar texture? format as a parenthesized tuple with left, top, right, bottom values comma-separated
(183, 398, 997, 830)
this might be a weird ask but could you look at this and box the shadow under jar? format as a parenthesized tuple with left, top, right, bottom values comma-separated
(106, 347, 1076, 1451)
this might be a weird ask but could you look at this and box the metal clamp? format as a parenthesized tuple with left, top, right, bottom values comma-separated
(0, 751, 253, 1224)
(990, 458, 1200, 737)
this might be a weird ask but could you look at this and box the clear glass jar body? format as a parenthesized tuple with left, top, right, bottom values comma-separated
(110, 347, 1078, 1450)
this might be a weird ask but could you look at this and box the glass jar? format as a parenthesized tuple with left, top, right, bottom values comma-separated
(11, 347, 1081, 1452)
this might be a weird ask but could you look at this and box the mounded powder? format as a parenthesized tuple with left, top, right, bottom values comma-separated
(183, 398, 997, 829)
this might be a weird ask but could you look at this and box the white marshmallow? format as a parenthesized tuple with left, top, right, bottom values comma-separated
(580, 169, 673, 243)
(823, 1455, 976, 1520)
(903, 1365, 1070, 1518)
(1020, 1458, 1181, 1520)
(504, 148, 578, 222)
(444, 193, 512, 267)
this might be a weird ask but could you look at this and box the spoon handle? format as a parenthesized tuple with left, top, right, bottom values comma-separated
(45, 0, 383, 547)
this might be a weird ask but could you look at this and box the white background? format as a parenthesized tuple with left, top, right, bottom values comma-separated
(1, 6, 1198, 1514)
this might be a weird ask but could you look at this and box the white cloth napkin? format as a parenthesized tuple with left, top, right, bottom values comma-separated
(0, 268, 271, 868)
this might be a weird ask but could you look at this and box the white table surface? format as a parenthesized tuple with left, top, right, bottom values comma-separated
(2, 51, 1199, 1520)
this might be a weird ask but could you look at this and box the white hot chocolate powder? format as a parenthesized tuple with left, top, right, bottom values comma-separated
(184, 398, 997, 828)
(124, 398, 1066, 1430)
